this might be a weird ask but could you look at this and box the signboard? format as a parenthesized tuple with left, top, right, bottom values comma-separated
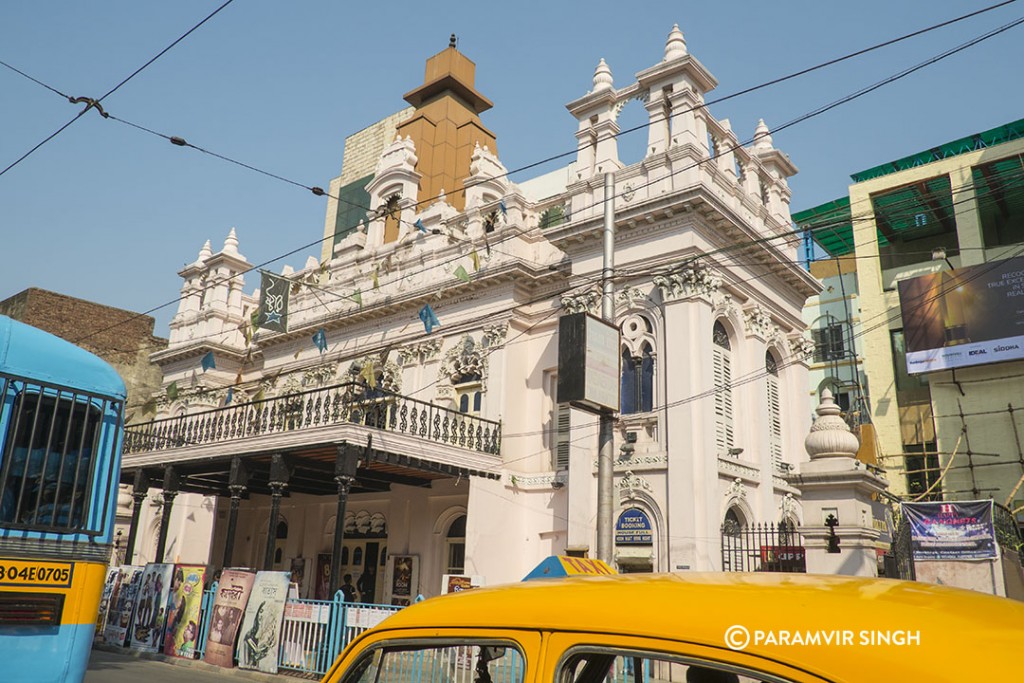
(558, 313, 620, 414)
(441, 574, 485, 594)
(129, 563, 175, 653)
(204, 569, 256, 668)
(346, 605, 393, 629)
(903, 500, 997, 560)
(383, 554, 419, 606)
(615, 508, 653, 545)
(758, 546, 807, 572)
(522, 555, 617, 581)
(164, 565, 207, 658)
(898, 255, 1024, 373)
(237, 571, 290, 674)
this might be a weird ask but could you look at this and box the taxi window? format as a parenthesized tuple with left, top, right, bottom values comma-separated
(344, 642, 526, 683)
(558, 649, 799, 683)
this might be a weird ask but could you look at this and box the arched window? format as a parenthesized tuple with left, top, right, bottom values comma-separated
(383, 195, 401, 244)
(713, 321, 734, 454)
(723, 507, 744, 536)
(620, 343, 654, 414)
(353, 546, 364, 566)
(341, 546, 350, 565)
(454, 371, 482, 417)
(766, 351, 783, 473)
(445, 515, 466, 575)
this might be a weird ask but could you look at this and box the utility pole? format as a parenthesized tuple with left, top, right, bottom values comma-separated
(597, 171, 616, 564)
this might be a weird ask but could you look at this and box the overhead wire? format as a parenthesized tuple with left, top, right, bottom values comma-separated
(0, 0, 236, 178)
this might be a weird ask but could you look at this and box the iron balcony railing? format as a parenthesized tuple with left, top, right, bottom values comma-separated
(124, 382, 501, 456)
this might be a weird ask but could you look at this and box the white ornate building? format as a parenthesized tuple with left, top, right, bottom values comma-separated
(120, 26, 819, 599)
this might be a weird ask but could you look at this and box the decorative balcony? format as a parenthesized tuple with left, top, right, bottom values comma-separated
(124, 382, 501, 457)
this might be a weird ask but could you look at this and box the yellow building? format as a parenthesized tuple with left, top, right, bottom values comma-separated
(794, 118, 1024, 508)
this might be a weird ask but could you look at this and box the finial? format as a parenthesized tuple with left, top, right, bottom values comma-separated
(449, 33, 457, 49)
(804, 389, 861, 460)
(754, 118, 773, 151)
(196, 239, 212, 265)
(592, 58, 613, 92)
(223, 227, 239, 256)
(664, 24, 687, 61)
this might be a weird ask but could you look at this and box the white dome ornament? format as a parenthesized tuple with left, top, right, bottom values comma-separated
(664, 24, 687, 61)
(592, 58, 614, 93)
(753, 118, 774, 152)
(804, 389, 860, 460)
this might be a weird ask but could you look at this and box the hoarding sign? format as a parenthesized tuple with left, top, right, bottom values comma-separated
(557, 313, 620, 414)
(903, 500, 996, 560)
(898, 255, 1024, 374)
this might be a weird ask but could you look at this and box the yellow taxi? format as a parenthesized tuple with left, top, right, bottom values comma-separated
(321, 565, 1024, 683)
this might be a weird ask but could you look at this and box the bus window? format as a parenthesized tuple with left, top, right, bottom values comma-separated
(0, 389, 102, 532)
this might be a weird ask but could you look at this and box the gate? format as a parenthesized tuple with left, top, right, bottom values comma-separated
(883, 509, 916, 580)
(721, 521, 806, 573)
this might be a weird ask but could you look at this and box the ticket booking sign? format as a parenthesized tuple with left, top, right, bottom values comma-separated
(615, 508, 653, 545)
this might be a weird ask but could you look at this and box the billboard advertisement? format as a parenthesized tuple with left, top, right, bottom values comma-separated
(903, 500, 997, 560)
(898, 255, 1024, 373)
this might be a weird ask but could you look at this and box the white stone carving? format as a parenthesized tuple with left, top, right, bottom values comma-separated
(726, 477, 746, 500)
(743, 303, 773, 339)
(560, 288, 602, 314)
(789, 332, 816, 361)
(619, 470, 652, 493)
(617, 287, 646, 305)
(592, 58, 613, 93)
(805, 389, 860, 460)
(303, 362, 338, 387)
(397, 339, 443, 366)
(712, 292, 741, 321)
(653, 263, 721, 301)
(481, 323, 508, 348)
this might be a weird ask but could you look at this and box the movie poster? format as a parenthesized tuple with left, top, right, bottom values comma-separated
(384, 554, 418, 606)
(204, 569, 256, 668)
(94, 566, 122, 643)
(163, 564, 207, 659)
(314, 553, 331, 600)
(236, 571, 290, 674)
(103, 565, 143, 646)
(129, 563, 175, 653)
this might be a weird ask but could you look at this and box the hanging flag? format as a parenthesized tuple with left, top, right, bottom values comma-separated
(225, 388, 234, 406)
(419, 304, 440, 334)
(454, 265, 471, 283)
(372, 267, 380, 290)
(257, 271, 289, 333)
(313, 328, 327, 354)
(415, 218, 426, 233)
(499, 199, 507, 217)
(201, 351, 216, 372)
(470, 250, 480, 271)
(166, 381, 179, 402)
(360, 360, 377, 388)
(351, 289, 362, 307)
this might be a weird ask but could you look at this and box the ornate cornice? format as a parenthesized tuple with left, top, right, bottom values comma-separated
(618, 470, 653, 493)
(652, 262, 721, 302)
(397, 339, 443, 366)
(560, 288, 602, 314)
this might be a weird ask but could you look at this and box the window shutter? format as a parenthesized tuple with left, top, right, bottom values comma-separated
(767, 374, 783, 472)
(714, 346, 734, 452)
(554, 403, 571, 470)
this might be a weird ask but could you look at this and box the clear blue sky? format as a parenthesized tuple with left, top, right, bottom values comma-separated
(2, 1, 1022, 337)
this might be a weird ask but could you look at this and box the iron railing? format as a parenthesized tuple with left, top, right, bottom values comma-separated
(721, 521, 806, 573)
(883, 511, 916, 581)
(994, 502, 1024, 564)
(124, 382, 501, 456)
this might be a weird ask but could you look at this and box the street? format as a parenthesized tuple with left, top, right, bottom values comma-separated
(85, 649, 274, 683)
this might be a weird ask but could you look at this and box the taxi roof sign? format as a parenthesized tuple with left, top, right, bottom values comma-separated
(523, 556, 616, 581)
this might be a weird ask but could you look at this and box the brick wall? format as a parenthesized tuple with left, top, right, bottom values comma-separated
(0, 288, 166, 421)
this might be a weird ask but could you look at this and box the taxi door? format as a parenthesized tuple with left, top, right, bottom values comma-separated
(540, 632, 833, 683)
(322, 627, 544, 683)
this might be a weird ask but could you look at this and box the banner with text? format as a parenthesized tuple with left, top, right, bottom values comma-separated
(204, 569, 256, 668)
(898, 255, 1024, 373)
(904, 500, 996, 560)
(237, 571, 290, 674)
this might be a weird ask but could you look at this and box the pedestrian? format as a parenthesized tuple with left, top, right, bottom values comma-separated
(341, 574, 358, 602)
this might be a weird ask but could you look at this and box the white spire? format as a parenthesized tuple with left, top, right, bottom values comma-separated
(804, 389, 861, 460)
(195, 239, 212, 266)
(223, 227, 240, 256)
(592, 58, 613, 92)
(753, 118, 774, 151)
(664, 24, 687, 61)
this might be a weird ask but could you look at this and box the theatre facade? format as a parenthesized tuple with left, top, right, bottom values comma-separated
(118, 26, 819, 601)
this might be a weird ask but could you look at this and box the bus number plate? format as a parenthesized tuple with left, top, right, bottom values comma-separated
(0, 559, 73, 588)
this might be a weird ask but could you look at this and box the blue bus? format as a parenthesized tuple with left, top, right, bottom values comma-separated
(0, 315, 126, 683)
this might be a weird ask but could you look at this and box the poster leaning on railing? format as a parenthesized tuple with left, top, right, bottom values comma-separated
(94, 566, 122, 643)
(163, 565, 207, 658)
(129, 563, 175, 653)
(103, 565, 143, 646)
(204, 569, 256, 668)
(236, 570, 290, 674)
